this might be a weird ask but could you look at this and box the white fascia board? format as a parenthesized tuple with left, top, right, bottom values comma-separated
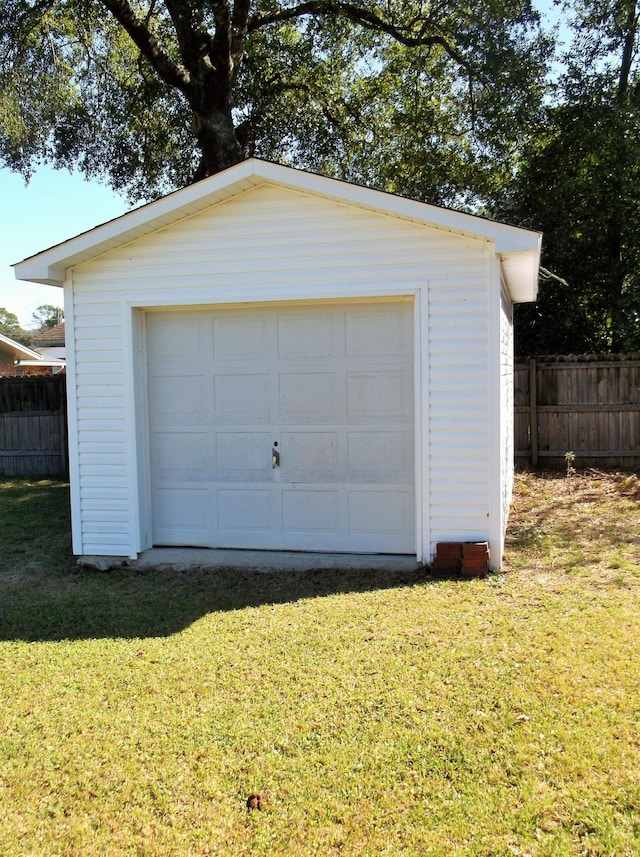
(13, 157, 542, 288)
(0, 332, 42, 361)
(258, 160, 543, 254)
(13, 160, 265, 285)
(18, 358, 65, 367)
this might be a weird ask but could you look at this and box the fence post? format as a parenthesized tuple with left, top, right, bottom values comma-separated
(529, 358, 539, 467)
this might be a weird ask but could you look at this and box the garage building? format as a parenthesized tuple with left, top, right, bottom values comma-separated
(15, 159, 541, 570)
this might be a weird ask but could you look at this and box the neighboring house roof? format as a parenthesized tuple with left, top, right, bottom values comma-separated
(13, 158, 542, 302)
(0, 332, 42, 363)
(34, 322, 65, 348)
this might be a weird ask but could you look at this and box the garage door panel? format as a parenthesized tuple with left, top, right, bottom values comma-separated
(150, 375, 208, 425)
(216, 432, 272, 479)
(278, 372, 342, 423)
(347, 371, 411, 419)
(279, 431, 338, 480)
(147, 316, 208, 362)
(348, 489, 411, 535)
(151, 431, 208, 479)
(347, 430, 412, 480)
(277, 312, 337, 359)
(214, 374, 270, 423)
(217, 489, 272, 531)
(345, 310, 408, 357)
(213, 316, 270, 361)
(281, 489, 339, 533)
(153, 487, 210, 542)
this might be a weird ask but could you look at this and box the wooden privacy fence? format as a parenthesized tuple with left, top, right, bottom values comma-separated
(0, 375, 68, 477)
(515, 355, 640, 468)
(2, 359, 637, 477)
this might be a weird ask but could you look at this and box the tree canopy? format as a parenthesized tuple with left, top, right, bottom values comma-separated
(2, 1, 640, 355)
(0, 1, 550, 204)
(503, 0, 640, 355)
(0, 307, 34, 347)
(31, 304, 64, 332)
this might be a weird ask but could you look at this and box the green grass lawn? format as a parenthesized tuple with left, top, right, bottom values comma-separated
(0, 473, 639, 856)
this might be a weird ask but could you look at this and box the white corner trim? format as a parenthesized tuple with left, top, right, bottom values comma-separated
(63, 273, 83, 556)
(122, 306, 144, 559)
(487, 255, 504, 571)
(414, 287, 430, 564)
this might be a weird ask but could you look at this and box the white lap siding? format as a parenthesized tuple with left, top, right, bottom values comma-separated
(70, 296, 131, 555)
(67, 183, 493, 559)
(427, 272, 492, 554)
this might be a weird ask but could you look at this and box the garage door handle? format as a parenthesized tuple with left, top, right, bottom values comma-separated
(272, 446, 280, 468)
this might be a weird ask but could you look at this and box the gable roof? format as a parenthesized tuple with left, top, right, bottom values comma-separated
(13, 158, 541, 302)
(34, 322, 65, 347)
(0, 332, 42, 363)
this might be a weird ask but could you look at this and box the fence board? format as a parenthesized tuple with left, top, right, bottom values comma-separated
(515, 355, 640, 468)
(0, 375, 68, 477)
(3, 360, 637, 476)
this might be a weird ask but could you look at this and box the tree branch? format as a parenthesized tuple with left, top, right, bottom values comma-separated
(231, 0, 251, 68)
(97, 0, 192, 92)
(163, 0, 204, 66)
(615, 4, 639, 104)
(248, 1, 472, 72)
(207, 0, 232, 72)
(540, 266, 569, 288)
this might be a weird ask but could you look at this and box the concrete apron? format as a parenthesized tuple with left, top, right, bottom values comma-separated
(79, 549, 423, 573)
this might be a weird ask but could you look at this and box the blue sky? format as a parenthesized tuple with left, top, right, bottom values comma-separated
(0, 0, 565, 330)
(0, 166, 128, 328)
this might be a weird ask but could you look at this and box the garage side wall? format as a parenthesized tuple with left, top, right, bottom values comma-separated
(67, 183, 494, 558)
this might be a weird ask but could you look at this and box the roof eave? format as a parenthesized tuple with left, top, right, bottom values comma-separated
(18, 358, 65, 367)
(499, 246, 542, 304)
(11, 265, 64, 287)
(0, 333, 43, 361)
(13, 159, 543, 288)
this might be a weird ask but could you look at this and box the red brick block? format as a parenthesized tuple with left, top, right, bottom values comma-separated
(431, 544, 461, 577)
(461, 559, 488, 570)
(462, 542, 490, 559)
(432, 542, 491, 579)
(460, 567, 487, 578)
(432, 560, 459, 569)
(435, 542, 462, 558)
(460, 554, 489, 577)
(462, 552, 489, 563)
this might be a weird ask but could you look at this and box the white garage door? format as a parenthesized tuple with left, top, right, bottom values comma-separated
(146, 301, 414, 553)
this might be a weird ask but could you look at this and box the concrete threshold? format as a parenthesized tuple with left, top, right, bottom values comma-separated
(80, 548, 423, 573)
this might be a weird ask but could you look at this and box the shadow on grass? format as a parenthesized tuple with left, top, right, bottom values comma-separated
(0, 480, 429, 642)
(0, 564, 430, 643)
